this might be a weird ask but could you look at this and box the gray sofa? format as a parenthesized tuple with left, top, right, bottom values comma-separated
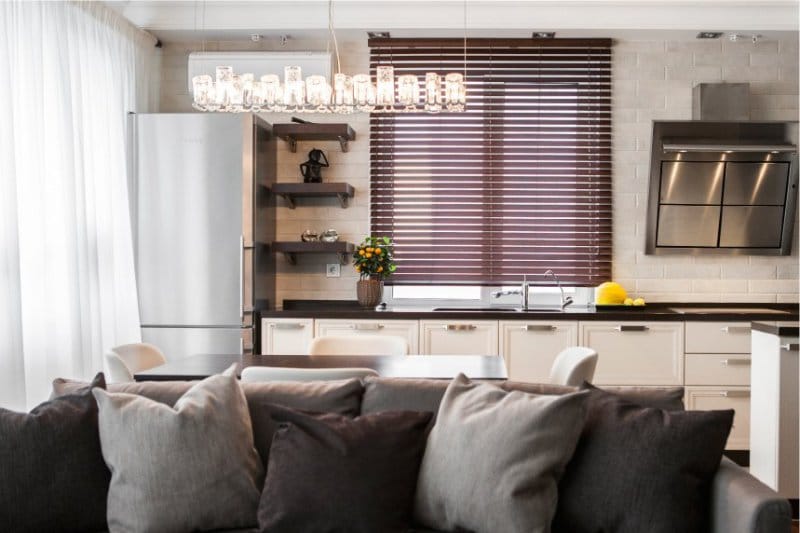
(50, 376, 792, 533)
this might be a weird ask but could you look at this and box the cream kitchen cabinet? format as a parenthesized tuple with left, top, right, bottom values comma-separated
(419, 320, 499, 356)
(314, 319, 419, 355)
(685, 386, 751, 450)
(684, 321, 752, 449)
(261, 318, 314, 355)
(499, 321, 579, 382)
(579, 321, 684, 386)
(685, 321, 751, 354)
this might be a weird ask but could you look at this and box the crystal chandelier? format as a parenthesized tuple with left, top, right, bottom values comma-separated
(191, 1, 466, 114)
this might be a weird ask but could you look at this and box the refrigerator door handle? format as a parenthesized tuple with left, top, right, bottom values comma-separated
(239, 234, 244, 319)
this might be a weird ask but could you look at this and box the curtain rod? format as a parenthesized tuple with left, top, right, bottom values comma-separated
(368, 37, 613, 48)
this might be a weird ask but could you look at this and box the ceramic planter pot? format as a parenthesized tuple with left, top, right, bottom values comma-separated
(356, 278, 383, 308)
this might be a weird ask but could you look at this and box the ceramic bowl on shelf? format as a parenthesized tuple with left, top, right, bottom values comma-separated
(320, 229, 340, 243)
(301, 229, 319, 242)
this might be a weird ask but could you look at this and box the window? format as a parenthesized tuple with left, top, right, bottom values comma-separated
(370, 38, 612, 287)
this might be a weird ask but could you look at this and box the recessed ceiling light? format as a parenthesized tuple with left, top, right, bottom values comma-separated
(696, 32, 723, 39)
(368, 31, 391, 39)
(532, 32, 556, 39)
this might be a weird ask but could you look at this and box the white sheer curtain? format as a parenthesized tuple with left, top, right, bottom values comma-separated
(0, 1, 160, 410)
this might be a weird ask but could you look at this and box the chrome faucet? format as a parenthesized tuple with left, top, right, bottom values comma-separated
(491, 275, 531, 310)
(544, 269, 574, 310)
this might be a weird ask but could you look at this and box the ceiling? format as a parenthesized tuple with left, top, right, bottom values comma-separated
(106, 1, 799, 43)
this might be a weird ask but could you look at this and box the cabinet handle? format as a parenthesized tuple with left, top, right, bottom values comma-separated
(444, 324, 477, 331)
(781, 343, 799, 351)
(720, 358, 750, 366)
(721, 390, 750, 398)
(614, 325, 649, 332)
(351, 323, 384, 331)
(271, 323, 306, 330)
(721, 326, 750, 334)
(523, 325, 557, 332)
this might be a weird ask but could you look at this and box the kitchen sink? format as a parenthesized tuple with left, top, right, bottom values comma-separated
(668, 307, 791, 314)
(432, 306, 566, 313)
(432, 307, 521, 312)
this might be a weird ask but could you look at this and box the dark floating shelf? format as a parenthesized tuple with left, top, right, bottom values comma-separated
(271, 182, 355, 209)
(272, 241, 355, 265)
(272, 123, 356, 152)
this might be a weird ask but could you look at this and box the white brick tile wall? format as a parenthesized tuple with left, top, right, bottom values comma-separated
(160, 36, 800, 305)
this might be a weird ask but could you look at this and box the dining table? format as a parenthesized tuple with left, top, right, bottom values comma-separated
(133, 353, 508, 382)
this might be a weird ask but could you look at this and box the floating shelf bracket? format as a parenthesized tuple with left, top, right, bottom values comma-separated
(337, 135, 349, 152)
(278, 194, 296, 209)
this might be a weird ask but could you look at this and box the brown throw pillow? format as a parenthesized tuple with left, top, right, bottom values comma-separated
(257, 404, 433, 533)
(0, 373, 109, 532)
(552, 383, 733, 533)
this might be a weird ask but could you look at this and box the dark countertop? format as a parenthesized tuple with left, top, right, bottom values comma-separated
(260, 300, 799, 322)
(751, 321, 800, 337)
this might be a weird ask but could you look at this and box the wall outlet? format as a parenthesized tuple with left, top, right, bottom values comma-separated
(326, 263, 341, 278)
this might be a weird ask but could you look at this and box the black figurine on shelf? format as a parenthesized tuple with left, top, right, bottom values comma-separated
(299, 148, 329, 183)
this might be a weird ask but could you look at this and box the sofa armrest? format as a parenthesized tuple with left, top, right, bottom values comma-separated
(710, 457, 792, 533)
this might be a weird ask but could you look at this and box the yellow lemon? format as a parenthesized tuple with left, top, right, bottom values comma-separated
(633, 297, 646, 306)
(375, 248, 382, 255)
(623, 298, 634, 306)
(595, 281, 627, 305)
(358, 250, 365, 256)
(377, 266, 383, 272)
(365, 253, 372, 258)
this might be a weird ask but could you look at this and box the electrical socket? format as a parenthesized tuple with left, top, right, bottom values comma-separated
(326, 263, 341, 278)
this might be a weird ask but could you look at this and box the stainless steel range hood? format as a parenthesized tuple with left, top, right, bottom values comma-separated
(645, 119, 798, 256)
(645, 83, 798, 256)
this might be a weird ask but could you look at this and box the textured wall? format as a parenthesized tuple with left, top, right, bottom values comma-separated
(159, 36, 800, 305)
(611, 37, 799, 303)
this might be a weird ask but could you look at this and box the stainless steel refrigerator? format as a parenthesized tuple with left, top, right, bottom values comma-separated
(130, 113, 276, 359)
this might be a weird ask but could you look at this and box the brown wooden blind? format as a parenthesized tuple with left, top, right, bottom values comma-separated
(369, 38, 612, 286)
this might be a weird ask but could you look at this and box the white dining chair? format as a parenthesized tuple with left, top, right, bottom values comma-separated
(307, 335, 408, 356)
(240, 366, 379, 383)
(549, 346, 598, 387)
(104, 342, 167, 383)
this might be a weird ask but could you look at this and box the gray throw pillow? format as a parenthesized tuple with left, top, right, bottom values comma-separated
(92, 370, 264, 533)
(0, 373, 109, 532)
(413, 373, 589, 533)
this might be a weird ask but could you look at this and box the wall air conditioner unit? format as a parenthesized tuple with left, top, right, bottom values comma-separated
(187, 52, 332, 91)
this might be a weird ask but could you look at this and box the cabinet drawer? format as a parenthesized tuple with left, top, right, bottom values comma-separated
(579, 322, 684, 386)
(685, 322, 751, 354)
(685, 387, 750, 450)
(499, 321, 578, 383)
(420, 320, 498, 356)
(315, 319, 419, 355)
(261, 318, 314, 355)
(685, 353, 751, 386)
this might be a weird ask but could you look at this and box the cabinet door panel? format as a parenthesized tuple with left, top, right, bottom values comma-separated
(685, 353, 751, 386)
(685, 322, 751, 354)
(579, 321, 684, 386)
(499, 321, 578, 383)
(261, 318, 314, 355)
(315, 319, 419, 355)
(685, 386, 750, 450)
(420, 320, 498, 356)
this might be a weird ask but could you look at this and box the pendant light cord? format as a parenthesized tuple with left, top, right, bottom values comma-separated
(329, 0, 342, 75)
(463, 0, 467, 81)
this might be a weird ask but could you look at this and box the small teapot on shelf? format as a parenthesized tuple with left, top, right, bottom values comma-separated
(299, 148, 329, 183)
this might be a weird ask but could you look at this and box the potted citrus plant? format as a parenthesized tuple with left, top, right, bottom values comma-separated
(352, 236, 396, 307)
